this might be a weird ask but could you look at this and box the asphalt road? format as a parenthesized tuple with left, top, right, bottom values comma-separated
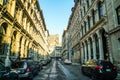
(33, 60, 90, 80)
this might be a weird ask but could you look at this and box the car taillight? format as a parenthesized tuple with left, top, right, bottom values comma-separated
(95, 65, 102, 69)
(26, 67, 30, 72)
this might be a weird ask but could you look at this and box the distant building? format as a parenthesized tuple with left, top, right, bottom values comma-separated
(51, 46, 62, 59)
(48, 34, 60, 53)
(61, 29, 69, 60)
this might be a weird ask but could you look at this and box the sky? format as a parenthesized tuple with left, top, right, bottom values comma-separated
(38, 0, 74, 43)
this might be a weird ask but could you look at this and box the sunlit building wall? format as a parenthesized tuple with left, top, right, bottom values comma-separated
(0, 0, 49, 65)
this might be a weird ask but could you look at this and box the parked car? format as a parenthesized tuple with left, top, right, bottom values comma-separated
(11, 60, 38, 80)
(40, 60, 48, 66)
(81, 60, 117, 80)
(0, 62, 19, 80)
(64, 59, 72, 65)
(34, 61, 42, 71)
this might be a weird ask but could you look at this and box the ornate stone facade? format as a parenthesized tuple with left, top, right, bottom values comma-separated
(62, 29, 68, 60)
(0, 0, 49, 66)
(62, 0, 120, 65)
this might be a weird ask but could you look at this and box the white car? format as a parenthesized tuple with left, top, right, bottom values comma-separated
(64, 59, 72, 65)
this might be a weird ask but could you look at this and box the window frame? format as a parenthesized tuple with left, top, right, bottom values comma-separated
(116, 6, 120, 24)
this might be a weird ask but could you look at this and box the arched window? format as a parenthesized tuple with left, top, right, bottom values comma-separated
(98, 1, 103, 19)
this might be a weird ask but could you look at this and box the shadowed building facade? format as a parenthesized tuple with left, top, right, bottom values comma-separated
(62, 0, 120, 67)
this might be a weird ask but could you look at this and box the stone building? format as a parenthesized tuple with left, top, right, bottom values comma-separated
(63, 0, 120, 65)
(62, 29, 69, 60)
(52, 46, 62, 60)
(48, 34, 60, 57)
(105, 0, 120, 69)
(65, 1, 81, 63)
(0, 0, 49, 66)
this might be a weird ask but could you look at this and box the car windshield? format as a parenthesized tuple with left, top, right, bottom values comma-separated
(97, 61, 113, 68)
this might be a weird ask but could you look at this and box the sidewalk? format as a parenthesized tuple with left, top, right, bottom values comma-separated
(71, 63, 80, 66)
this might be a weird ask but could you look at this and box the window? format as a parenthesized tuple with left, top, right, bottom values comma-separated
(81, 26, 83, 36)
(87, 0, 89, 9)
(87, 16, 90, 30)
(81, 12, 83, 18)
(95, 34, 99, 59)
(3, 0, 8, 5)
(118, 38, 120, 51)
(116, 6, 120, 24)
(84, 6, 86, 14)
(92, 10, 95, 25)
(84, 21, 87, 33)
(98, 1, 103, 19)
(80, 0, 82, 5)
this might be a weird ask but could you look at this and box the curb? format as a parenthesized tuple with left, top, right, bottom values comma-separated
(72, 63, 80, 65)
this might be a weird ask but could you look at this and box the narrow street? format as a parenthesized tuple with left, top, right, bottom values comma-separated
(33, 60, 90, 80)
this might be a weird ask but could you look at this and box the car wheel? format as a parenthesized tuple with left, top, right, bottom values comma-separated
(91, 71, 97, 80)
(91, 75, 97, 80)
(28, 74, 33, 80)
(14, 77, 20, 80)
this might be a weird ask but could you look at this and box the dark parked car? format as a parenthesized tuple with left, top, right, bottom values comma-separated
(34, 61, 42, 71)
(40, 60, 48, 66)
(11, 60, 38, 80)
(81, 60, 117, 80)
(0, 62, 19, 80)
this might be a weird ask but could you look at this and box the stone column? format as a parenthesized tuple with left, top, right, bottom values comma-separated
(20, 37, 25, 58)
(92, 36, 97, 60)
(81, 43, 84, 63)
(10, 0, 16, 17)
(88, 40, 91, 60)
(98, 33, 104, 60)
(5, 44, 11, 67)
(3, 24, 12, 67)
(3, 35, 11, 67)
(84, 43, 87, 62)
